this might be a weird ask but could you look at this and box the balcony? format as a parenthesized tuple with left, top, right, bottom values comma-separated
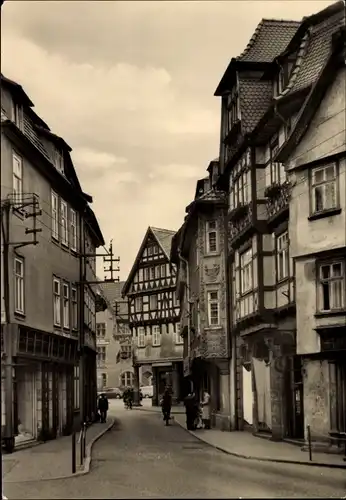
(228, 202, 253, 244)
(265, 181, 292, 224)
(22, 114, 51, 161)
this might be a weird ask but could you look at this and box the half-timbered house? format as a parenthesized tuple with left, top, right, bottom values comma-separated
(214, 18, 300, 437)
(122, 227, 182, 405)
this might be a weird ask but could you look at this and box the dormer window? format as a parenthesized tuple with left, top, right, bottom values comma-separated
(10, 100, 23, 130)
(226, 85, 240, 133)
(54, 149, 64, 175)
(276, 56, 295, 96)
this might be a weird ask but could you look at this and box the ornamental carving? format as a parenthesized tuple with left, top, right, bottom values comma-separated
(204, 264, 220, 282)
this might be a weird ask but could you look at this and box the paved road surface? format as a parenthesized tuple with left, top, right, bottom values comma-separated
(4, 401, 346, 499)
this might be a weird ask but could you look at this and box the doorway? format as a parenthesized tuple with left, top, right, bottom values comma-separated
(15, 362, 37, 445)
(286, 356, 304, 439)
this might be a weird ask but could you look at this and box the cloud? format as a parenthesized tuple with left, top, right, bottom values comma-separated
(148, 163, 205, 181)
(72, 147, 128, 172)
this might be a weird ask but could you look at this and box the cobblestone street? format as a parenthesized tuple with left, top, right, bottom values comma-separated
(4, 401, 346, 499)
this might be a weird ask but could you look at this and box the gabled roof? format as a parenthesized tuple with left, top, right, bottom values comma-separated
(277, 4, 345, 100)
(1, 73, 34, 107)
(215, 19, 300, 95)
(122, 226, 176, 297)
(276, 25, 346, 166)
(237, 19, 301, 63)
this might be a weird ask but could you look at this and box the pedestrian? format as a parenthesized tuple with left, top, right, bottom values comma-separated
(161, 387, 172, 426)
(201, 389, 211, 429)
(184, 391, 197, 430)
(98, 393, 109, 423)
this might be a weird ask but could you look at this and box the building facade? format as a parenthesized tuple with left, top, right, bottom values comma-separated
(1, 74, 104, 451)
(95, 282, 134, 391)
(122, 227, 183, 405)
(171, 160, 231, 430)
(276, 12, 345, 447)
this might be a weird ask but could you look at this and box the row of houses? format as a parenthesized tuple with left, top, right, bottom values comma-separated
(0, 73, 111, 451)
(169, 0, 345, 448)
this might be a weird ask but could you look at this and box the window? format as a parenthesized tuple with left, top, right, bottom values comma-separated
(74, 365, 79, 410)
(135, 296, 143, 312)
(97, 322, 106, 338)
(97, 346, 106, 367)
(144, 268, 149, 280)
(12, 152, 23, 206)
(318, 262, 345, 312)
(70, 209, 77, 251)
(71, 287, 78, 329)
(196, 300, 201, 333)
(11, 101, 22, 129)
(152, 326, 161, 346)
(240, 248, 253, 294)
(53, 278, 61, 326)
(121, 371, 134, 387)
(60, 200, 68, 245)
(63, 283, 69, 328)
(226, 86, 240, 132)
(14, 257, 24, 314)
(269, 137, 286, 185)
(149, 294, 158, 310)
(138, 268, 143, 281)
(138, 327, 145, 347)
(54, 149, 64, 175)
(311, 164, 337, 214)
(207, 291, 220, 327)
(276, 232, 289, 281)
(150, 267, 155, 280)
(161, 264, 166, 278)
(51, 191, 59, 240)
(174, 323, 183, 344)
(154, 266, 160, 279)
(206, 220, 218, 253)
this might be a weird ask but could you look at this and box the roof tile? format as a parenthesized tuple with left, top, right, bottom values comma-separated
(237, 20, 301, 63)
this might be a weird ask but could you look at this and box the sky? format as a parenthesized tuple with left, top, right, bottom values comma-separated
(1, 0, 334, 280)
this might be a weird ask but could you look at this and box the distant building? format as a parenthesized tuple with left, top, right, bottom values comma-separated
(95, 282, 134, 391)
(122, 227, 182, 405)
(0, 74, 104, 451)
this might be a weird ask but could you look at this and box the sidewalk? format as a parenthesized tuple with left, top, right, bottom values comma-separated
(2, 419, 114, 483)
(172, 413, 346, 470)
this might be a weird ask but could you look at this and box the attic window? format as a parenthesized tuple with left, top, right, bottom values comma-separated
(277, 56, 295, 95)
(54, 149, 64, 175)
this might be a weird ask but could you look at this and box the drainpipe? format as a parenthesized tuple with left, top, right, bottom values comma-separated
(178, 250, 191, 392)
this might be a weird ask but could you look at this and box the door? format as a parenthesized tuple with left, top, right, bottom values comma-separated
(291, 356, 304, 439)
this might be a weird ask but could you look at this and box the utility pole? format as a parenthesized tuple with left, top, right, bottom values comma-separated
(1, 194, 42, 452)
(78, 230, 120, 424)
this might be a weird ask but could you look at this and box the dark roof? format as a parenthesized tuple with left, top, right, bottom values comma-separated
(35, 126, 72, 152)
(239, 79, 273, 134)
(215, 19, 300, 95)
(1, 73, 34, 107)
(276, 25, 346, 165)
(237, 19, 301, 63)
(278, 7, 345, 100)
(150, 227, 176, 259)
(122, 226, 176, 296)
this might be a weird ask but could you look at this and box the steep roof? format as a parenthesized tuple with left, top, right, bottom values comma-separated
(150, 227, 176, 260)
(237, 19, 301, 63)
(278, 6, 345, 100)
(122, 226, 176, 296)
(215, 19, 300, 95)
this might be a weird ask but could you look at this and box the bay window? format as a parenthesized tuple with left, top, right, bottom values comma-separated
(206, 220, 218, 253)
(207, 290, 220, 326)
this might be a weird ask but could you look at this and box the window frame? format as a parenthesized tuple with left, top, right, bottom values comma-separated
(60, 200, 68, 246)
(276, 232, 289, 282)
(240, 248, 253, 295)
(149, 294, 158, 310)
(206, 220, 218, 254)
(174, 322, 183, 344)
(96, 322, 106, 338)
(152, 325, 161, 347)
(121, 371, 134, 387)
(71, 287, 78, 330)
(207, 290, 220, 327)
(310, 163, 338, 215)
(62, 282, 70, 329)
(54, 149, 64, 175)
(51, 191, 59, 241)
(53, 277, 61, 326)
(12, 151, 23, 207)
(14, 256, 25, 314)
(135, 296, 143, 312)
(317, 261, 345, 313)
(137, 327, 145, 347)
(70, 208, 77, 252)
(97, 345, 106, 367)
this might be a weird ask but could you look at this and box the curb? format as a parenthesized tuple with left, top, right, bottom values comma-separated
(174, 418, 346, 470)
(3, 419, 116, 484)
